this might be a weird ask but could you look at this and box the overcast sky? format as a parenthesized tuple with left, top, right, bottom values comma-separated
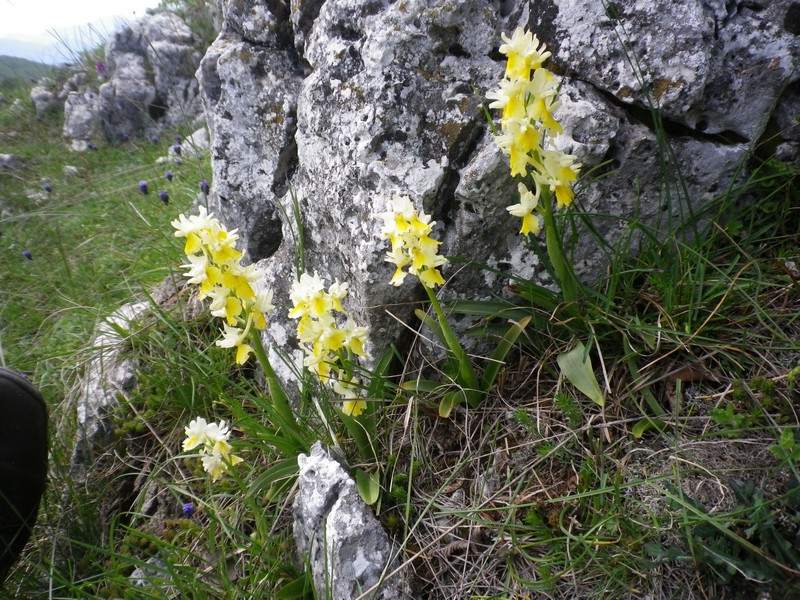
(1, 0, 161, 62)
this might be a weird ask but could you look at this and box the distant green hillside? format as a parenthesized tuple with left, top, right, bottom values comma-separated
(0, 55, 54, 86)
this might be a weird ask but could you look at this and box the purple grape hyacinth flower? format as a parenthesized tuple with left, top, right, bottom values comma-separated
(43, 183, 52, 193)
(175, 134, 182, 143)
(158, 190, 169, 205)
(181, 502, 195, 518)
(22, 250, 32, 260)
(95, 61, 106, 76)
(172, 143, 181, 156)
(138, 181, 149, 195)
(199, 179, 209, 195)
(165, 170, 173, 181)
(87, 143, 98, 151)
(150, 135, 159, 144)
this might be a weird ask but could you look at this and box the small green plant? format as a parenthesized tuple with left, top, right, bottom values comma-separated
(662, 480, 800, 597)
(709, 403, 760, 436)
(770, 428, 800, 465)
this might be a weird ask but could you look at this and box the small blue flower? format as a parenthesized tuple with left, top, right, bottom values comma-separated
(181, 502, 195, 518)
(43, 183, 52, 193)
(150, 135, 159, 144)
(199, 179, 210, 195)
(87, 143, 98, 151)
(22, 250, 32, 260)
(165, 170, 173, 181)
(95, 61, 106, 76)
(158, 190, 169, 204)
(138, 181, 149, 195)
(172, 143, 181, 156)
(175, 134, 182, 143)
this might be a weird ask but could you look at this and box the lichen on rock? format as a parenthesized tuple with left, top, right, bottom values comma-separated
(198, 0, 800, 385)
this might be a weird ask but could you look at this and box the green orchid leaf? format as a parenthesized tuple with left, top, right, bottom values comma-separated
(481, 316, 531, 391)
(631, 418, 665, 439)
(557, 341, 604, 407)
(355, 469, 381, 505)
(438, 390, 461, 418)
(247, 457, 300, 497)
(415, 308, 445, 344)
(337, 408, 377, 463)
(400, 379, 444, 393)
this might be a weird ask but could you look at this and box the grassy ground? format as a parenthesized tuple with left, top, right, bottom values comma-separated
(0, 79, 206, 386)
(1, 67, 800, 600)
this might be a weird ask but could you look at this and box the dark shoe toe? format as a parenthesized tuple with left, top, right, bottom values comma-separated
(0, 368, 48, 584)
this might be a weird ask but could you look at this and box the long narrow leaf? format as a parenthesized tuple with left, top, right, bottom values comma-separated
(481, 316, 531, 391)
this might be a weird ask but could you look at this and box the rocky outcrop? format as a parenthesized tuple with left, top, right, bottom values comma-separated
(29, 79, 59, 114)
(48, 11, 208, 145)
(294, 442, 407, 599)
(63, 89, 101, 142)
(71, 301, 146, 470)
(197, 0, 800, 366)
(99, 12, 206, 141)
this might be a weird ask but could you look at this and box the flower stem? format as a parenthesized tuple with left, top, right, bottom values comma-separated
(248, 328, 296, 428)
(424, 284, 481, 406)
(539, 186, 579, 303)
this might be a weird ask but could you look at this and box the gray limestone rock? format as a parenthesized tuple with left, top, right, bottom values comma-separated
(180, 126, 211, 158)
(222, 0, 292, 46)
(30, 81, 58, 115)
(195, 0, 798, 376)
(57, 72, 88, 102)
(0, 154, 23, 171)
(98, 11, 205, 141)
(294, 442, 408, 599)
(71, 302, 146, 469)
(63, 89, 102, 142)
(532, 0, 799, 139)
(129, 556, 174, 592)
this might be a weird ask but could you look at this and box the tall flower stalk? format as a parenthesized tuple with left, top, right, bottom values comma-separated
(288, 271, 369, 416)
(172, 207, 295, 426)
(487, 28, 604, 408)
(487, 27, 582, 302)
(381, 195, 481, 411)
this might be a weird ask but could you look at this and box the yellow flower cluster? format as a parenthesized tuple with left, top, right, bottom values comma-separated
(380, 195, 447, 289)
(183, 417, 243, 481)
(289, 271, 369, 416)
(172, 206, 275, 364)
(486, 28, 582, 235)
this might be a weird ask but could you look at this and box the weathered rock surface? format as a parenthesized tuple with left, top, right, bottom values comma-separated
(63, 89, 102, 142)
(30, 79, 59, 114)
(128, 556, 174, 592)
(294, 442, 407, 599)
(99, 11, 206, 141)
(71, 302, 146, 470)
(0, 154, 23, 171)
(45, 11, 208, 145)
(197, 0, 800, 366)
